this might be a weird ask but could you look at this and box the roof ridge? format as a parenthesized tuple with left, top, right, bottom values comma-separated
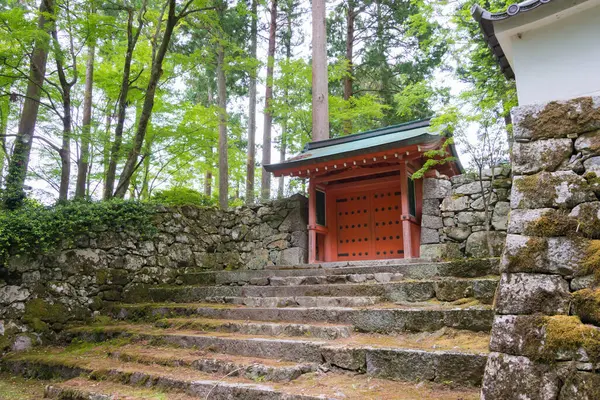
(305, 118, 432, 151)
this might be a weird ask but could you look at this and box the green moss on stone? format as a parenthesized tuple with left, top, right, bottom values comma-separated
(542, 315, 600, 363)
(524, 211, 577, 237)
(507, 237, 547, 272)
(23, 299, 68, 332)
(573, 289, 600, 326)
(580, 240, 600, 283)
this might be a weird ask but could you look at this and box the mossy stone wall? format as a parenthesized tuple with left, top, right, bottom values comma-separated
(0, 195, 308, 350)
(482, 96, 600, 400)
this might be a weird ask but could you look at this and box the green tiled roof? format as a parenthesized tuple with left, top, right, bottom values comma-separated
(264, 119, 459, 173)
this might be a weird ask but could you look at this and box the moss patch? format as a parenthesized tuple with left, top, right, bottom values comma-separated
(524, 211, 577, 237)
(507, 237, 547, 272)
(541, 315, 600, 363)
(22, 299, 69, 333)
(580, 240, 600, 283)
(520, 97, 600, 139)
(573, 289, 600, 326)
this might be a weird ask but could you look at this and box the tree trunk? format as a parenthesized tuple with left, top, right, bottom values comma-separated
(343, 0, 354, 134)
(261, 0, 278, 201)
(277, 125, 286, 198)
(75, 42, 95, 199)
(115, 0, 177, 198)
(311, 0, 329, 141)
(204, 169, 212, 197)
(0, 97, 9, 188)
(216, 43, 228, 209)
(102, 106, 112, 190)
(104, 6, 144, 199)
(245, 0, 258, 204)
(4, 0, 55, 209)
(53, 25, 77, 202)
(58, 88, 71, 202)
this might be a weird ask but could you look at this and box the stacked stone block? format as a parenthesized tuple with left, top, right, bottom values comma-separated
(420, 169, 511, 260)
(481, 96, 600, 399)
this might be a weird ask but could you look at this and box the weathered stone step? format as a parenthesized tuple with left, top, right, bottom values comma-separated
(154, 317, 352, 340)
(180, 259, 499, 286)
(148, 277, 499, 304)
(45, 377, 198, 400)
(4, 356, 326, 400)
(205, 295, 381, 308)
(109, 344, 317, 382)
(65, 325, 488, 386)
(113, 302, 494, 333)
(4, 349, 482, 399)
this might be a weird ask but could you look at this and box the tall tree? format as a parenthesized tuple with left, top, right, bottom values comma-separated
(260, 0, 277, 201)
(51, 13, 79, 201)
(104, 1, 146, 200)
(216, 41, 228, 209)
(114, 0, 215, 198)
(342, 0, 355, 134)
(245, 0, 258, 204)
(75, 39, 95, 199)
(3, 0, 55, 209)
(311, 0, 329, 141)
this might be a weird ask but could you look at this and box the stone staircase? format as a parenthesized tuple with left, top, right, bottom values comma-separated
(2, 258, 499, 399)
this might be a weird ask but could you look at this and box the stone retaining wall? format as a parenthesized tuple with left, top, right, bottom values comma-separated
(481, 96, 600, 399)
(420, 169, 511, 260)
(0, 195, 307, 346)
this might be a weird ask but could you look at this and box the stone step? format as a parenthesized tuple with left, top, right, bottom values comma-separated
(65, 325, 488, 386)
(205, 295, 381, 308)
(180, 259, 499, 285)
(4, 349, 482, 399)
(4, 356, 327, 400)
(154, 317, 352, 340)
(45, 377, 198, 400)
(148, 277, 499, 304)
(109, 344, 317, 382)
(113, 301, 494, 333)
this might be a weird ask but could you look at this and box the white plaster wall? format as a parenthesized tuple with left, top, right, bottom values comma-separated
(510, 5, 600, 105)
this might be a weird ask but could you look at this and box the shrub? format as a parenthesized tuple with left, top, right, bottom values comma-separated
(0, 199, 156, 261)
(151, 187, 216, 207)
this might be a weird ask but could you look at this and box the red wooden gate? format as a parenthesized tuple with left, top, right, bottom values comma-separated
(336, 188, 403, 261)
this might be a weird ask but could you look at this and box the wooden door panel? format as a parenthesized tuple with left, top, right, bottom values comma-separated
(373, 190, 403, 259)
(336, 192, 372, 260)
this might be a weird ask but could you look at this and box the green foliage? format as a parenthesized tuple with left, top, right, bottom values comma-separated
(0, 199, 156, 261)
(411, 137, 457, 180)
(151, 187, 216, 207)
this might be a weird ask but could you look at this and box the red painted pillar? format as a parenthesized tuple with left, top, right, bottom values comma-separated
(308, 179, 317, 264)
(399, 163, 413, 258)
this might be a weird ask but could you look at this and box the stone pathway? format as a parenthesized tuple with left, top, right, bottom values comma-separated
(2, 259, 498, 399)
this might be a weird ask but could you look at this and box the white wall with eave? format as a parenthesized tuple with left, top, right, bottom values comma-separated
(509, 4, 600, 105)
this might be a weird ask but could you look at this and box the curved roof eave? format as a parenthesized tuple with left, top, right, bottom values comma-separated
(471, 0, 554, 80)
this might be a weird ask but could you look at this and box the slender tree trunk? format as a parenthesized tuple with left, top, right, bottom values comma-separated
(0, 98, 10, 188)
(312, 0, 329, 141)
(52, 22, 79, 203)
(4, 0, 55, 209)
(115, 0, 177, 198)
(58, 89, 71, 201)
(261, 0, 278, 201)
(104, 6, 144, 199)
(343, 0, 355, 134)
(216, 43, 228, 209)
(102, 106, 112, 189)
(277, 8, 292, 200)
(204, 170, 212, 197)
(75, 42, 95, 199)
(245, 0, 258, 204)
(277, 125, 286, 198)
(140, 138, 152, 200)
